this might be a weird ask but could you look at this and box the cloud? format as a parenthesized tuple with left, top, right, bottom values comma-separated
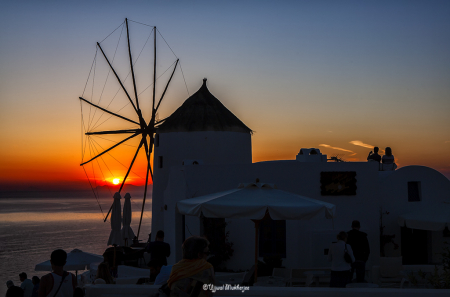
(319, 144, 356, 156)
(349, 140, 374, 149)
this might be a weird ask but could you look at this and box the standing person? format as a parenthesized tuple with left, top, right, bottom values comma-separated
(382, 147, 395, 164)
(146, 230, 171, 267)
(19, 273, 33, 297)
(347, 220, 370, 283)
(367, 147, 381, 163)
(328, 231, 355, 288)
(31, 276, 40, 297)
(38, 249, 76, 297)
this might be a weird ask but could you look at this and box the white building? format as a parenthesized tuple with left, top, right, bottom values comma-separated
(151, 79, 450, 270)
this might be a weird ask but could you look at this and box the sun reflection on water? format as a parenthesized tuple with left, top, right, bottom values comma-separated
(0, 211, 150, 222)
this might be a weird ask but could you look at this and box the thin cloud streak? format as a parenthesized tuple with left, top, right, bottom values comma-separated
(319, 144, 356, 156)
(349, 140, 374, 149)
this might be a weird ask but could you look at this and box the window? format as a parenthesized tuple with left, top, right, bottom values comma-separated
(259, 217, 286, 258)
(320, 171, 357, 196)
(408, 181, 421, 202)
(155, 134, 159, 147)
(159, 156, 163, 169)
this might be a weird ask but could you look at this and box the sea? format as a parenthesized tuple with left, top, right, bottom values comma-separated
(0, 193, 152, 296)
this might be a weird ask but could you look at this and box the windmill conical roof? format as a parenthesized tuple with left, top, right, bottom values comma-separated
(157, 79, 252, 133)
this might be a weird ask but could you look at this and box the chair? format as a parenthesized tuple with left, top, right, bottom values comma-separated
(241, 265, 255, 285)
(272, 268, 292, 286)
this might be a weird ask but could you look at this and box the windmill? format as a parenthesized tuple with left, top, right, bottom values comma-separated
(79, 18, 185, 240)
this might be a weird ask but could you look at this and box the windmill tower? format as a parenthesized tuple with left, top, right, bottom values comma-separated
(151, 78, 252, 234)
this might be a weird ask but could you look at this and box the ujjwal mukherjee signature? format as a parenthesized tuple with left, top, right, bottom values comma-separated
(203, 284, 250, 293)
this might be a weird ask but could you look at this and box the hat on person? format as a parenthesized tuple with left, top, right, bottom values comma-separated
(6, 280, 14, 288)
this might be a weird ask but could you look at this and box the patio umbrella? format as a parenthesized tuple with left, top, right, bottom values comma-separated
(107, 192, 123, 246)
(177, 182, 336, 283)
(121, 193, 135, 246)
(35, 249, 103, 276)
(398, 201, 450, 231)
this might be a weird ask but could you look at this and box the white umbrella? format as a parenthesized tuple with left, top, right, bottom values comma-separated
(35, 249, 103, 276)
(398, 201, 450, 231)
(177, 182, 336, 283)
(121, 193, 135, 246)
(108, 192, 123, 246)
(177, 182, 335, 220)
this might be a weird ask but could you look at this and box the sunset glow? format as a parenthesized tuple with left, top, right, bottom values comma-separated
(0, 1, 449, 192)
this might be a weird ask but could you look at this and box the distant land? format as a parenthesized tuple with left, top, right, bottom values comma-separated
(0, 184, 152, 199)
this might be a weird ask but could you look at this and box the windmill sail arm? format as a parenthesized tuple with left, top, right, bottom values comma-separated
(80, 132, 140, 166)
(85, 129, 141, 135)
(155, 59, 179, 113)
(96, 42, 139, 114)
(126, 18, 141, 112)
(79, 97, 140, 125)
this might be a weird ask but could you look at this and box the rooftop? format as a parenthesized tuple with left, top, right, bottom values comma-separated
(157, 79, 252, 134)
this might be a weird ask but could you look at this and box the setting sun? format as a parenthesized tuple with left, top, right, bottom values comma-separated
(112, 178, 120, 185)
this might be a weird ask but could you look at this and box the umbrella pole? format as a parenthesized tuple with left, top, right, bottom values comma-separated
(254, 220, 260, 284)
(113, 244, 116, 269)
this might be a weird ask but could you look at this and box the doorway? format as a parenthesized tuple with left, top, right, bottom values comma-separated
(401, 227, 431, 264)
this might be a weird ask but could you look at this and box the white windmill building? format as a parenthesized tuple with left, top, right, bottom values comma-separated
(152, 78, 252, 238)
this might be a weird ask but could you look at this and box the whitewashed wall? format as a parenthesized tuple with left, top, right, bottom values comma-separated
(378, 166, 450, 261)
(163, 161, 382, 270)
(152, 131, 252, 240)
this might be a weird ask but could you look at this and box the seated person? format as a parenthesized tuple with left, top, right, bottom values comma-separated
(6, 286, 24, 297)
(167, 236, 215, 297)
(367, 147, 381, 163)
(382, 147, 395, 164)
(94, 262, 114, 284)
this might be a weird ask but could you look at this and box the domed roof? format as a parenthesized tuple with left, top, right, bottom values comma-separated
(157, 79, 252, 133)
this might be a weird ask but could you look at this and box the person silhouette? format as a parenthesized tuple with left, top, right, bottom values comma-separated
(367, 147, 381, 163)
(382, 147, 394, 164)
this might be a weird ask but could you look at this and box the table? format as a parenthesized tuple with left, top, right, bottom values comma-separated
(304, 270, 331, 287)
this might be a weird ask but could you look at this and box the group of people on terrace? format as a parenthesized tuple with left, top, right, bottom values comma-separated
(367, 146, 397, 170)
(367, 146, 394, 164)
